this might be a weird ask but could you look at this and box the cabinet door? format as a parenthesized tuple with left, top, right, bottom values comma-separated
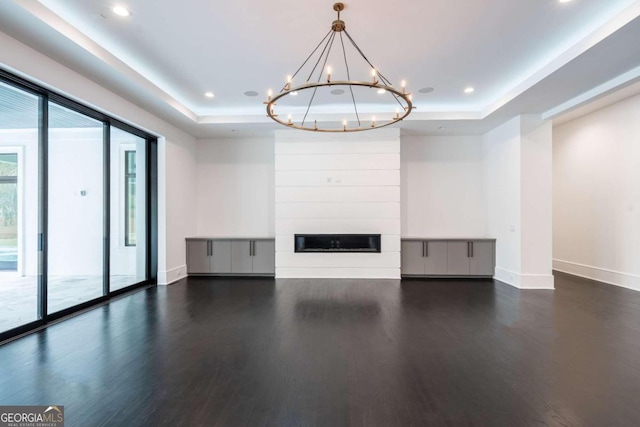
(187, 240, 210, 274)
(252, 240, 275, 274)
(231, 240, 253, 273)
(424, 241, 448, 275)
(469, 241, 495, 276)
(210, 240, 232, 273)
(447, 242, 470, 275)
(401, 241, 425, 275)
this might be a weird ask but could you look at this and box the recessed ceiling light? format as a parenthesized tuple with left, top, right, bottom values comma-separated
(290, 91, 298, 96)
(558, 0, 572, 3)
(112, 5, 131, 17)
(244, 91, 259, 97)
(418, 87, 434, 94)
(377, 88, 387, 94)
(205, 92, 214, 98)
(464, 87, 475, 94)
(330, 89, 345, 95)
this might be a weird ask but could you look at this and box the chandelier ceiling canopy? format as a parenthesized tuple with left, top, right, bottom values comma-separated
(265, 3, 413, 132)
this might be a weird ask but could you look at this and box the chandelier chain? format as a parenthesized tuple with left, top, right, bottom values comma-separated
(283, 29, 333, 93)
(342, 30, 406, 110)
(340, 31, 361, 127)
(306, 31, 335, 83)
(302, 32, 337, 126)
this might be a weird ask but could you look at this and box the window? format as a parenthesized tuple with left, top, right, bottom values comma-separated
(125, 150, 136, 246)
(0, 153, 18, 271)
(0, 68, 157, 341)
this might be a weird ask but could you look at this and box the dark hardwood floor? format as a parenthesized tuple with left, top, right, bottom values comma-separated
(1, 273, 640, 426)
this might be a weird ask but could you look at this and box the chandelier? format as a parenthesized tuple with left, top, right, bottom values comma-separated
(265, 3, 413, 132)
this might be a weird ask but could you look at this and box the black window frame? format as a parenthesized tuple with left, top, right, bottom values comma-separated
(0, 67, 159, 344)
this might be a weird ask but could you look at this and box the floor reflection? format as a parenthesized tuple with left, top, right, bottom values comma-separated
(0, 275, 639, 426)
(0, 275, 138, 332)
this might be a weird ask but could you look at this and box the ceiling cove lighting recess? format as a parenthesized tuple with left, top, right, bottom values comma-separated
(264, 2, 413, 132)
(112, 5, 131, 17)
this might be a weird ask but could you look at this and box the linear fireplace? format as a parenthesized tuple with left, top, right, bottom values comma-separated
(295, 234, 381, 253)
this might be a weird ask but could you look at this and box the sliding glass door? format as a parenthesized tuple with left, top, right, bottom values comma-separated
(0, 81, 40, 333)
(47, 102, 105, 314)
(110, 127, 147, 291)
(0, 69, 157, 341)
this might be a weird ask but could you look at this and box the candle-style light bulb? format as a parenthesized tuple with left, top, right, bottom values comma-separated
(327, 66, 332, 82)
(371, 116, 376, 128)
(342, 119, 347, 131)
(264, 89, 274, 104)
(371, 68, 378, 84)
(285, 75, 292, 91)
(288, 114, 292, 125)
(401, 80, 407, 94)
(395, 108, 400, 119)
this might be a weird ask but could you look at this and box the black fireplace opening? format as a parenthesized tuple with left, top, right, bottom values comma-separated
(295, 234, 381, 253)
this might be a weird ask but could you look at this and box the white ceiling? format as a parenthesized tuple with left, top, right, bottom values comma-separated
(1, 0, 640, 137)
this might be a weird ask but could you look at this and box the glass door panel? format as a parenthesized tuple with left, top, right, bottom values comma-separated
(47, 102, 104, 313)
(0, 154, 18, 272)
(0, 82, 40, 332)
(110, 127, 147, 291)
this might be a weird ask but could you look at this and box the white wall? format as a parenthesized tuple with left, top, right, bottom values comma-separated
(484, 118, 523, 280)
(48, 128, 103, 276)
(520, 116, 553, 280)
(196, 138, 275, 237)
(401, 135, 487, 237)
(161, 136, 197, 284)
(483, 115, 554, 289)
(274, 128, 401, 279)
(0, 30, 198, 285)
(553, 93, 640, 291)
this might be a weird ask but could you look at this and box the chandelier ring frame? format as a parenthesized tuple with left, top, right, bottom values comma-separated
(266, 80, 413, 133)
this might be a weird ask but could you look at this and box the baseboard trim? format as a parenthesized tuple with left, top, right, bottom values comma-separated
(494, 267, 555, 290)
(553, 259, 640, 292)
(158, 265, 187, 286)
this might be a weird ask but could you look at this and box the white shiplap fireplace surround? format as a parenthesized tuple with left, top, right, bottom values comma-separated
(275, 128, 401, 279)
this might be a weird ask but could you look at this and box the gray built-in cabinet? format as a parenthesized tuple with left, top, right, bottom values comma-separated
(401, 239, 495, 277)
(186, 238, 275, 276)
